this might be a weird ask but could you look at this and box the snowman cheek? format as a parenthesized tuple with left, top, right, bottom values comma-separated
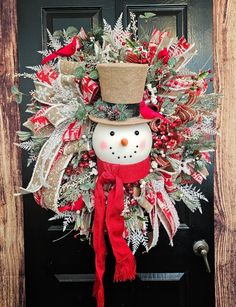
(139, 139, 146, 150)
(100, 140, 108, 150)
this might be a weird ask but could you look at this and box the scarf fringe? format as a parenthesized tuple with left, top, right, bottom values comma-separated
(114, 254, 136, 282)
(93, 279, 105, 307)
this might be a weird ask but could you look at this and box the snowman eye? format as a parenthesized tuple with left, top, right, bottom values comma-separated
(110, 131, 115, 136)
(134, 130, 139, 135)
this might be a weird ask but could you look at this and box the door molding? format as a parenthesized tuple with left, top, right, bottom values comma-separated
(0, 0, 235, 306)
(0, 0, 25, 306)
(213, 0, 236, 306)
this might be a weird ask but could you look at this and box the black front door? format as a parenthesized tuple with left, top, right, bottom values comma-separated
(18, 1, 214, 306)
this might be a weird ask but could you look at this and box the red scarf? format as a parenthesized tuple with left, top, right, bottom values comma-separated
(93, 157, 150, 307)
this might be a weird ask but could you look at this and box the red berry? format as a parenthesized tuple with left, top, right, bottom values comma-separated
(88, 149, 95, 157)
(157, 96, 163, 103)
(129, 189, 134, 195)
(82, 153, 89, 160)
(174, 81, 178, 85)
(208, 69, 212, 73)
(167, 140, 176, 148)
(162, 135, 169, 142)
(174, 118, 182, 126)
(159, 124, 167, 131)
(130, 199, 137, 206)
(122, 41, 126, 46)
(142, 58, 147, 64)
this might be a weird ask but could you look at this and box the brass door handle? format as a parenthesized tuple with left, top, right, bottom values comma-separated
(193, 240, 211, 273)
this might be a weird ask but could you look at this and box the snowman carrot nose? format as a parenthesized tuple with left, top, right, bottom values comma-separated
(121, 138, 128, 146)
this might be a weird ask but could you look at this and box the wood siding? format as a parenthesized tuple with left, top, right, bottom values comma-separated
(214, 0, 236, 306)
(0, 0, 25, 306)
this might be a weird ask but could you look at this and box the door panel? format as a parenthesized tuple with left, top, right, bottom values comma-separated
(18, 1, 214, 306)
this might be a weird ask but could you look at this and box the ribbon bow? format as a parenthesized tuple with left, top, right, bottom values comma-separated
(93, 158, 150, 307)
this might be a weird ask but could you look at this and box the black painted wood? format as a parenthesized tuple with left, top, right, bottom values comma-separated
(17, 1, 214, 306)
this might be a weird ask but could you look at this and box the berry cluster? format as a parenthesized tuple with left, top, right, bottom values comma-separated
(65, 149, 96, 176)
(151, 119, 184, 154)
(123, 182, 140, 206)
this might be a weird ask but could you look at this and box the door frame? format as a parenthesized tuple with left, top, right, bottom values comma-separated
(0, 0, 235, 306)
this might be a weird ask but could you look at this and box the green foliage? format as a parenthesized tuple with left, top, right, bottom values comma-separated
(90, 100, 133, 121)
(16, 130, 32, 141)
(75, 104, 86, 120)
(66, 26, 79, 38)
(11, 85, 23, 104)
(139, 12, 156, 21)
(52, 30, 63, 39)
(89, 69, 98, 80)
(75, 66, 85, 79)
(91, 27, 104, 43)
(194, 93, 222, 111)
(168, 58, 177, 68)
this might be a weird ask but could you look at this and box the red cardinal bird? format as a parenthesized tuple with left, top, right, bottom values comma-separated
(42, 36, 82, 65)
(140, 100, 170, 123)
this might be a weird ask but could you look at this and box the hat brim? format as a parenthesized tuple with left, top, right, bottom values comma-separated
(89, 114, 152, 126)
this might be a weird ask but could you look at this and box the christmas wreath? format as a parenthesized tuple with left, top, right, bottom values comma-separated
(14, 13, 220, 307)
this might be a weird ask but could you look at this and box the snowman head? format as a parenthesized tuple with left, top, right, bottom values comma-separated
(92, 123, 152, 165)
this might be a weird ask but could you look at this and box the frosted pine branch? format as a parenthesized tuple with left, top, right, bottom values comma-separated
(127, 229, 148, 254)
(63, 215, 76, 232)
(130, 12, 138, 41)
(14, 140, 34, 151)
(38, 49, 52, 57)
(47, 29, 62, 50)
(103, 18, 112, 34)
(16, 72, 37, 80)
(26, 65, 43, 72)
(27, 154, 37, 167)
(178, 184, 208, 212)
(113, 13, 124, 38)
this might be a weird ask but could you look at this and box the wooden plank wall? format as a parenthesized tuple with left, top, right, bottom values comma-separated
(214, 0, 236, 306)
(0, 0, 25, 306)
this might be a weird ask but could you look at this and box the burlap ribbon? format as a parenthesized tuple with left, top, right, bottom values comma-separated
(18, 103, 82, 213)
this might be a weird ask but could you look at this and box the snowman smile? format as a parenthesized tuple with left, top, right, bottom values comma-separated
(92, 123, 153, 165)
(109, 145, 140, 160)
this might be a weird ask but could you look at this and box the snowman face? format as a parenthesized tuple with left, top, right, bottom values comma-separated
(92, 123, 153, 165)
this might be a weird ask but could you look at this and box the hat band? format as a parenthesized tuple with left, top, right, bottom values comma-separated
(90, 99, 141, 122)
